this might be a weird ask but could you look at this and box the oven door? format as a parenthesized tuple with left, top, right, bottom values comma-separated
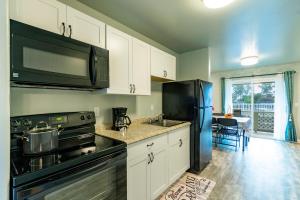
(12, 150, 127, 200)
(10, 20, 93, 88)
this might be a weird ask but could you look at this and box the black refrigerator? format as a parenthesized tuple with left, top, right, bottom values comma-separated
(163, 79, 213, 173)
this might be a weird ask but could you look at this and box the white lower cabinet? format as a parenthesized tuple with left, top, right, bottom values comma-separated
(150, 149, 168, 199)
(127, 126, 190, 200)
(168, 127, 190, 184)
(127, 155, 149, 200)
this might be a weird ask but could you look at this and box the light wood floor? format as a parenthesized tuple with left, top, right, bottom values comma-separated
(200, 138, 300, 200)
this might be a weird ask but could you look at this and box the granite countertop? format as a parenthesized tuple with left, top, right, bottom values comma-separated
(96, 120, 191, 145)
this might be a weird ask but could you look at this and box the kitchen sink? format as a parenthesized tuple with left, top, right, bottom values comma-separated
(148, 119, 184, 127)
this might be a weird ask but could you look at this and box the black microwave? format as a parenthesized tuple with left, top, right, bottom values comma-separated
(10, 20, 109, 89)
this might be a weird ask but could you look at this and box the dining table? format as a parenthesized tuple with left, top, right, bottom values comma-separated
(213, 115, 251, 151)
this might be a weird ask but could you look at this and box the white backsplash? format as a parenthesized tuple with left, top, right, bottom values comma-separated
(10, 82, 163, 126)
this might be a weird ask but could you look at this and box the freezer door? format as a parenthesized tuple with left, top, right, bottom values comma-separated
(199, 81, 213, 108)
(163, 81, 196, 121)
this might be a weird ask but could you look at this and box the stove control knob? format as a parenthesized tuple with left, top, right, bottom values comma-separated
(87, 115, 91, 120)
(11, 120, 21, 128)
(80, 115, 85, 120)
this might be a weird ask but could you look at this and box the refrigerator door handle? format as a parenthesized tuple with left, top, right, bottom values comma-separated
(199, 82, 206, 132)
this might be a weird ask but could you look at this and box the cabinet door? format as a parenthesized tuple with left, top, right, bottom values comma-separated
(10, 0, 66, 35)
(128, 156, 150, 200)
(168, 137, 189, 184)
(106, 26, 132, 94)
(150, 47, 165, 78)
(165, 54, 176, 80)
(66, 7, 105, 48)
(132, 38, 151, 95)
(150, 47, 176, 80)
(150, 149, 168, 200)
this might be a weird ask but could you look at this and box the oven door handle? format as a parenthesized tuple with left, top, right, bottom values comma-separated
(89, 46, 97, 86)
(19, 151, 126, 200)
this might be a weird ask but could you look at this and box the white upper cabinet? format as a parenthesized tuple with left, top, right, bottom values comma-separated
(10, 0, 106, 47)
(66, 7, 105, 48)
(10, 0, 66, 35)
(132, 38, 151, 95)
(150, 47, 176, 81)
(106, 26, 132, 94)
(104, 26, 151, 95)
(165, 54, 176, 80)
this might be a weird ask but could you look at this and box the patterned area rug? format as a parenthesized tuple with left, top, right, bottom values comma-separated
(159, 173, 216, 200)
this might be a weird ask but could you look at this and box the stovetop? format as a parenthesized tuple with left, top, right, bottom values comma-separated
(11, 135, 126, 187)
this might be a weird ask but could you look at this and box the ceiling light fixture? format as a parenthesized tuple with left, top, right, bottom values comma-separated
(240, 56, 259, 66)
(202, 0, 235, 9)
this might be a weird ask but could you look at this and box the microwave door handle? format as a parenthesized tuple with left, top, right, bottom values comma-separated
(90, 47, 97, 85)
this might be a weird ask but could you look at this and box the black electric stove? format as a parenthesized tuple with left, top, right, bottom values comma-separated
(11, 135, 126, 187)
(10, 112, 127, 200)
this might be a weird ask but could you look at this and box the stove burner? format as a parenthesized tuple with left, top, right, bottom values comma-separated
(28, 154, 60, 171)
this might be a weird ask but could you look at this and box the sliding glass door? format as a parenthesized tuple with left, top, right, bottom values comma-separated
(230, 77, 276, 139)
(253, 82, 275, 138)
(232, 82, 252, 119)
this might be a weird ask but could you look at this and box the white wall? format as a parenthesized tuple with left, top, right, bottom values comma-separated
(211, 62, 300, 138)
(0, 0, 10, 199)
(178, 48, 210, 81)
(11, 82, 162, 126)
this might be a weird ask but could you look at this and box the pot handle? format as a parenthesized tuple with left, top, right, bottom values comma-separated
(57, 127, 64, 135)
(14, 135, 29, 142)
(36, 121, 49, 129)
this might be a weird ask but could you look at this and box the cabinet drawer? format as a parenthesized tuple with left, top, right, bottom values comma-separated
(168, 126, 190, 146)
(128, 133, 167, 160)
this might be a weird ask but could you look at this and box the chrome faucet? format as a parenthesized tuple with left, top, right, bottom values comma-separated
(157, 114, 164, 122)
(148, 114, 164, 124)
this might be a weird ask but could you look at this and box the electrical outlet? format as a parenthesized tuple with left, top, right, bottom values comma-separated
(150, 104, 154, 111)
(94, 107, 100, 117)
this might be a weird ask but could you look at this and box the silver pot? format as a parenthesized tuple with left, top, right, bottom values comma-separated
(19, 122, 60, 155)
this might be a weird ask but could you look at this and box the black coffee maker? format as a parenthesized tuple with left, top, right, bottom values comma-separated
(112, 107, 131, 131)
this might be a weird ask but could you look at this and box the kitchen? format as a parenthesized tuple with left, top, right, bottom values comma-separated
(1, 0, 300, 200)
(5, 0, 212, 199)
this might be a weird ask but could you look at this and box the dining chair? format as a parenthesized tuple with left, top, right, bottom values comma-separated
(213, 113, 225, 116)
(233, 109, 242, 117)
(212, 117, 219, 147)
(217, 118, 241, 151)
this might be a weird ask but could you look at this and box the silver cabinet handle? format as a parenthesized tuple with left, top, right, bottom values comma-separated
(147, 142, 154, 147)
(61, 22, 65, 36)
(163, 70, 167, 77)
(151, 152, 154, 162)
(148, 154, 151, 164)
(129, 84, 133, 93)
(68, 25, 72, 38)
(133, 84, 136, 93)
(179, 139, 183, 147)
